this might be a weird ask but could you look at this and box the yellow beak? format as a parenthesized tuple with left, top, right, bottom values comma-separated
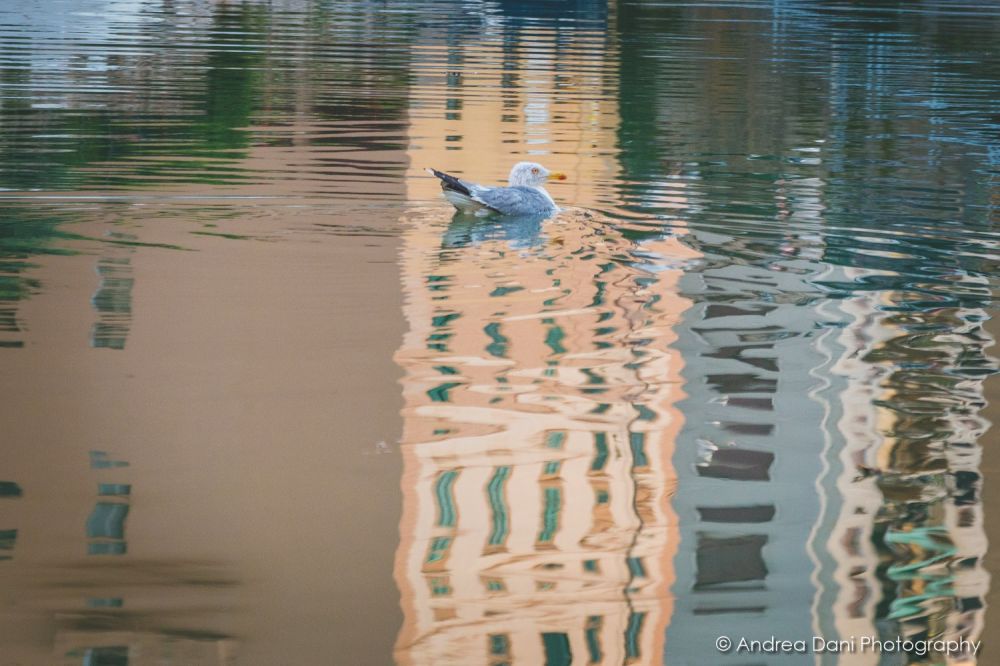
(547, 172, 567, 181)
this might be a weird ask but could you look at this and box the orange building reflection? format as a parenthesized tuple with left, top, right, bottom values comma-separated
(392, 207, 698, 665)
(404, 22, 622, 211)
(393, 19, 705, 663)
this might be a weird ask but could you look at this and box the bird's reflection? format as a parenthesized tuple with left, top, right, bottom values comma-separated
(441, 212, 547, 250)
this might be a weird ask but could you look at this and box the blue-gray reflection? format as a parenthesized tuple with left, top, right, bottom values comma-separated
(441, 212, 546, 250)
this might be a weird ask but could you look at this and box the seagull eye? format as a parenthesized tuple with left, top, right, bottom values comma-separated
(531, 168, 539, 174)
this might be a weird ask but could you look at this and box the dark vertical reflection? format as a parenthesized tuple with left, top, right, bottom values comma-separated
(0, 480, 21, 563)
(90, 233, 135, 350)
(86, 452, 129, 557)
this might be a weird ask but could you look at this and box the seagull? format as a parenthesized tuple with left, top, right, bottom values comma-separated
(426, 162, 567, 216)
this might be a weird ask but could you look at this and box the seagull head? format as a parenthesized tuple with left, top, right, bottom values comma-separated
(508, 162, 567, 187)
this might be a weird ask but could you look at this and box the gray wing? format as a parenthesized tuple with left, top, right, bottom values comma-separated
(476, 185, 555, 216)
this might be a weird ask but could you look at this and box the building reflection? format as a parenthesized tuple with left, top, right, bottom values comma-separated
(90, 235, 135, 351)
(0, 1, 417, 662)
(613, 3, 998, 663)
(0, 480, 22, 563)
(393, 207, 698, 664)
(404, 15, 621, 211)
(394, 10, 704, 661)
(821, 277, 992, 665)
(0, 0, 997, 663)
(655, 174, 993, 665)
(87, 451, 130, 557)
(665, 221, 843, 657)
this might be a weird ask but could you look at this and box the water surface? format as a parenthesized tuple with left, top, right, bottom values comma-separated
(1, 1, 999, 665)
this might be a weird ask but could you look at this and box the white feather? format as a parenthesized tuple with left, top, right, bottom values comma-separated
(443, 189, 486, 212)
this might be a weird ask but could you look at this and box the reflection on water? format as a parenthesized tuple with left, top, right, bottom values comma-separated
(395, 209, 697, 663)
(87, 452, 130, 556)
(90, 235, 135, 350)
(1, 0, 999, 664)
(1, 480, 21, 564)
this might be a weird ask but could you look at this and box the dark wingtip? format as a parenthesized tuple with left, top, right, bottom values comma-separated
(427, 168, 472, 197)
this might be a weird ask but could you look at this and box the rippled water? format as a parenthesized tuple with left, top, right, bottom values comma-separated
(2, 1, 999, 664)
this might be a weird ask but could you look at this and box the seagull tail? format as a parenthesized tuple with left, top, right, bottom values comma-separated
(426, 168, 473, 197)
